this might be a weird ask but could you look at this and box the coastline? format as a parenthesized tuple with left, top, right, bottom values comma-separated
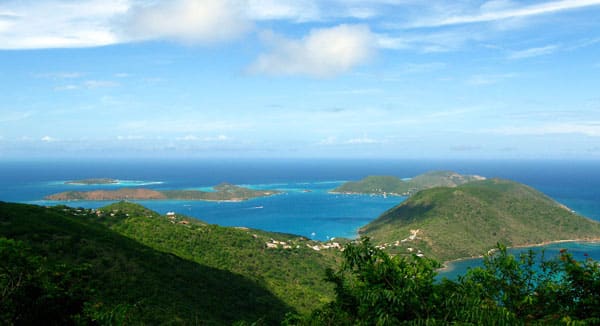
(439, 238, 600, 272)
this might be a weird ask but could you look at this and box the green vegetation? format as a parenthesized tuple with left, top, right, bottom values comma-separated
(7, 176, 600, 324)
(288, 238, 600, 325)
(65, 178, 119, 185)
(161, 182, 280, 201)
(0, 201, 339, 324)
(100, 201, 339, 314)
(361, 178, 600, 262)
(332, 171, 484, 196)
(45, 182, 281, 201)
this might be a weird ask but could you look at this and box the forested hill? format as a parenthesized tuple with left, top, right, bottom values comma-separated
(332, 171, 485, 196)
(0, 201, 340, 324)
(360, 179, 600, 262)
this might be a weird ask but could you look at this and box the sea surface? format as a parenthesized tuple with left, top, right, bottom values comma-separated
(1, 159, 599, 277)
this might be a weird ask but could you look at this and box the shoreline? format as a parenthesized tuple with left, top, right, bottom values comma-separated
(439, 238, 600, 272)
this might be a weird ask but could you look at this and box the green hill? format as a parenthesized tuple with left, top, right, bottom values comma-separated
(0, 201, 340, 324)
(360, 179, 600, 262)
(332, 171, 485, 196)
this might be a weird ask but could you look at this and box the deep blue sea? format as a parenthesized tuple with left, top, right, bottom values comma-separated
(1, 159, 599, 277)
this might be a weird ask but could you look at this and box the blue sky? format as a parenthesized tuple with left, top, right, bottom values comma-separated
(1, 0, 599, 160)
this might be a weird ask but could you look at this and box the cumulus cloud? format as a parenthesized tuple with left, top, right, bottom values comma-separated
(249, 24, 376, 77)
(123, 0, 251, 44)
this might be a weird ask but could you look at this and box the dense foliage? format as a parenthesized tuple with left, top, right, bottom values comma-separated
(0, 201, 335, 325)
(362, 178, 600, 261)
(289, 238, 600, 325)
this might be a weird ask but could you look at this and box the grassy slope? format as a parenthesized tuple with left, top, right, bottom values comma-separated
(101, 201, 338, 314)
(332, 171, 483, 195)
(0, 201, 338, 324)
(360, 179, 600, 262)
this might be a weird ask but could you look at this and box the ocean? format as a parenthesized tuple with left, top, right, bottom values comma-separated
(1, 159, 599, 277)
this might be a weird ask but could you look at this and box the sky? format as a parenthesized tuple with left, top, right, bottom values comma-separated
(1, 0, 599, 160)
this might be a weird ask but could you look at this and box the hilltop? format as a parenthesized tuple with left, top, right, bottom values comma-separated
(0, 201, 340, 324)
(332, 171, 485, 196)
(360, 179, 600, 262)
(45, 183, 280, 202)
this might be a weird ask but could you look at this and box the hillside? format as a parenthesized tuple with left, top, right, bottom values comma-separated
(0, 201, 339, 324)
(332, 171, 485, 196)
(45, 183, 280, 202)
(360, 179, 600, 262)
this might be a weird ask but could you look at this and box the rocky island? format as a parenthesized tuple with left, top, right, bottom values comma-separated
(45, 183, 280, 202)
(331, 171, 485, 196)
(65, 178, 120, 185)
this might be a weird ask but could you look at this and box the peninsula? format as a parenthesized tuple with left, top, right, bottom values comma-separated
(65, 178, 119, 185)
(45, 183, 280, 202)
(332, 171, 485, 196)
(360, 178, 600, 262)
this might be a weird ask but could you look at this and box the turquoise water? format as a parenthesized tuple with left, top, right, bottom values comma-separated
(1, 159, 599, 276)
(34, 180, 404, 241)
(441, 242, 600, 280)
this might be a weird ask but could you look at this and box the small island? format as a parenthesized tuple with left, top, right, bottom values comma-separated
(46, 183, 281, 202)
(65, 178, 120, 185)
(331, 171, 485, 196)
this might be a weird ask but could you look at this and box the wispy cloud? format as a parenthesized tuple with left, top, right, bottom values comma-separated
(488, 122, 600, 137)
(467, 73, 517, 85)
(0, 0, 125, 49)
(34, 72, 84, 79)
(54, 80, 119, 91)
(508, 44, 559, 59)
(249, 24, 376, 77)
(176, 134, 231, 142)
(245, 0, 320, 22)
(409, 0, 600, 28)
(0, 110, 33, 123)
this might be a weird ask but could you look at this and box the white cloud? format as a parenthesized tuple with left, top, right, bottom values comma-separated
(41, 135, 57, 142)
(409, 0, 600, 28)
(84, 80, 119, 88)
(245, 0, 320, 22)
(54, 85, 80, 91)
(117, 135, 145, 141)
(0, 0, 126, 49)
(508, 45, 559, 59)
(249, 24, 376, 77)
(0, 110, 33, 123)
(467, 73, 517, 85)
(34, 72, 83, 79)
(318, 136, 337, 145)
(123, 0, 251, 44)
(176, 134, 230, 142)
(346, 136, 379, 144)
